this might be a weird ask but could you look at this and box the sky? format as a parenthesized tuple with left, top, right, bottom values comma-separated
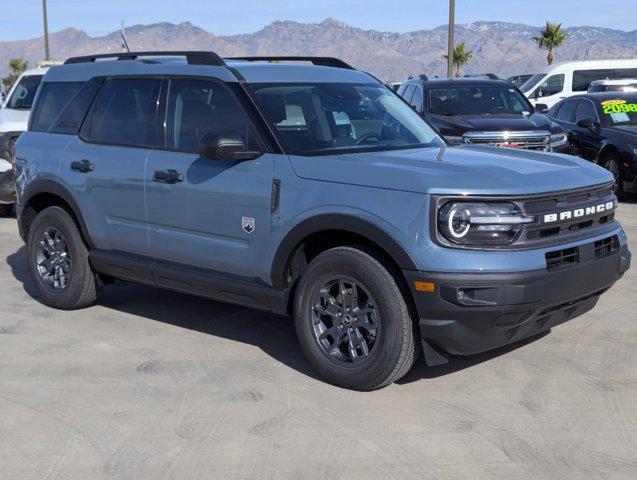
(1, 0, 636, 41)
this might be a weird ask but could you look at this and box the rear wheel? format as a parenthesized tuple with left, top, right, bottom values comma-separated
(294, 246, 418, 390)
(27, 206, 97, 309)
(603, 153, 625, 200)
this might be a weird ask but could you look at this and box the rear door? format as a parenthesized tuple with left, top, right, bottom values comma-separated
(145, 77, 274, 280)
(61, 77, 161, 256)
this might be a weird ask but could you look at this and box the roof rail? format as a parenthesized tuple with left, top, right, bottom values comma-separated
(227, 56, 355, 70)
(64, 51, 226, 67)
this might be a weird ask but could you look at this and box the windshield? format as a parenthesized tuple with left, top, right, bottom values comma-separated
(248, 83, 444, 156)
(5, 74, 43, 109)
(428, 86, 533, 116)
(600, 98, 637, 126)
(520, 73, 545, 93)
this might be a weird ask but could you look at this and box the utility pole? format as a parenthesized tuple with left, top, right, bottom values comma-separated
(42, 0, 50, 61)
(446, 0, 455, 78)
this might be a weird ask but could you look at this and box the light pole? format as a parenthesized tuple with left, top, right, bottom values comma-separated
(42, 0, 50, 61)
(446, 0, 455, 78)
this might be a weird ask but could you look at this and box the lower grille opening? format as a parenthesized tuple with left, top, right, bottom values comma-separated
(546, 247, 580, 271)
(594, 235, 619, 259)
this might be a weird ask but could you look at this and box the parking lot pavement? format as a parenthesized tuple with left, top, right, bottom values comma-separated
(0, 206, 635, 480)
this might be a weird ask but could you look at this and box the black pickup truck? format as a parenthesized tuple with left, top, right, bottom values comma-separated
(398, 76, 570, 153)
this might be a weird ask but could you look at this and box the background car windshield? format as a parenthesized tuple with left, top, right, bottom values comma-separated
(5, 75, 43, 109)
(248, 83, 443, 155)
(429, 86, 532, 116)
(600, 97, 637, 127)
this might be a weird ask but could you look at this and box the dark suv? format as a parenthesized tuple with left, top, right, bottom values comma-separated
(398, 76, 570, 153)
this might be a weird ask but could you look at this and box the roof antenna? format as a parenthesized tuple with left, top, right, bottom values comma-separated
(120, 20, 130, 53)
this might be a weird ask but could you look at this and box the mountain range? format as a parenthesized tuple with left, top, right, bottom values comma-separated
(1, 18, 637, 81)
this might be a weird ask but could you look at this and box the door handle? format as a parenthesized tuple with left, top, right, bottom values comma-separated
(70, 159, 95, 173)
(153, 169, 184, 184)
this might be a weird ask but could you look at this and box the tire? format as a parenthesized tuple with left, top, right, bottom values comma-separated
(602, 153, 626, 200)
(0, 203, 13, 217)
(294, 246, 418, 390)
(27, 206, 97, 310)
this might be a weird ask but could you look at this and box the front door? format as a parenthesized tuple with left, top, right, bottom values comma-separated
(145, 78, 274, 281)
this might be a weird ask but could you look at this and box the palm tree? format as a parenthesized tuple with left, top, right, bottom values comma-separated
(532, 22, 567, 66)
(443, 42, 473, 78)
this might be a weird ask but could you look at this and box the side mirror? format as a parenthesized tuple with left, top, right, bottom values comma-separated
(533, 89, 541, 100)
(535, 103, 549, 113)
(576, 117, 598, 130)
(198, 132, 262, 161)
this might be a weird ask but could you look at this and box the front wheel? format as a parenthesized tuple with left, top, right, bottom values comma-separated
(27, 206, 97, 309)
(294, 246, 418, 390)
(603, 153, 626, 200)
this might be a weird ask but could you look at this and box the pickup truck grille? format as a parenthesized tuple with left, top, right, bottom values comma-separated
(463, 130, 550, 151)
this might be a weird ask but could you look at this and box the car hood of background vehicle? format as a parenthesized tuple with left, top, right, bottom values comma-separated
(0, 108, 30, 132)
(288, 145, 612, 196)
(430, 112, 557, 136)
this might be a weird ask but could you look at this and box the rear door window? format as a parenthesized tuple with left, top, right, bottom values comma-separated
(165, 78, 258, 153)
(90, 78, 161, 147)
(401, 85, 416, 103)
(556, 99, 578, 122)
(572, 70, 611, 92)
(611, 68, 637, 80)
(29, 81, 84, 132)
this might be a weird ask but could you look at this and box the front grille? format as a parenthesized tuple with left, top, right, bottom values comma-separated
(545, 235, 618, 271)
(520, 185, 616, 243)
(463, 131, 550, 151)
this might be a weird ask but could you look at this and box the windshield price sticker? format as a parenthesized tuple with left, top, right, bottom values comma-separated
(601, 99, 637, 114)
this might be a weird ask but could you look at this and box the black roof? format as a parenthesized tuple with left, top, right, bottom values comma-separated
(404, 77, 513, 88)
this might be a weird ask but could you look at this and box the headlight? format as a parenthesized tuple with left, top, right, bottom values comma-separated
(549, 133, 568, 149)
(438, 201, 534, 246)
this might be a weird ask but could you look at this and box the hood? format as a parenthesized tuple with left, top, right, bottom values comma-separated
(429, 112, 559, 137)
(0, 107, 30, 133)
(288, 145, 613, 196)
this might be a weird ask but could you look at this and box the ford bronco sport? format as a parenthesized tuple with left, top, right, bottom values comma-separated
(14, 52, 631, 390)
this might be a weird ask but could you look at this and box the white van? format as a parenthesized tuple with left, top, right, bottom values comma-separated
(0, 67, 49, 134)
(520, 59, 637, 108)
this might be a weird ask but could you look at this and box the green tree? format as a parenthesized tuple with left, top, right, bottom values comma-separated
(443, 42, 473, 77)
(532, 22, 567, 66)
(2, 58, 28, 95)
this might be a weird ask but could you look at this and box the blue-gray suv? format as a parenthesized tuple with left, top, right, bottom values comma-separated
(14, 52, 632, 390)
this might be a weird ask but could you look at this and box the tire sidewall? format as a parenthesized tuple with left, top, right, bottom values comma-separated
(294, 248, 409, 388)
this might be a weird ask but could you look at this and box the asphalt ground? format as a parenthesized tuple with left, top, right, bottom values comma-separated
(0, 202, 636, 479)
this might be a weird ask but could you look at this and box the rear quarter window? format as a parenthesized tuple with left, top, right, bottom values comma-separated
(30, 81, 84, 132)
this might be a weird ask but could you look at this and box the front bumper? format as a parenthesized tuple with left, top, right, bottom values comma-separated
(404, 242, 631, 357)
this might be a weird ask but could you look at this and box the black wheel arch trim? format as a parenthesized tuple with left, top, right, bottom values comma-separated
(19, 179, 95, 248)
(270, 214, 418, 290)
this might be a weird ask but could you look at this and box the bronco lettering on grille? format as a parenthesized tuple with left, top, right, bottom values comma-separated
(542, 201, 616, 224)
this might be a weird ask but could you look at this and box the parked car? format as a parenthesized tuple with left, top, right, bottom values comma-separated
(463, 73, 499, 80)
(14, 52, 631, 390)
(397, 76, 570, 152)
(520, 59, 637, 109)
(588, 79, 637, 93)
(507, 74, 534, 88)
(0, 67, 49, 216)
(547, 92, 637, 199)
